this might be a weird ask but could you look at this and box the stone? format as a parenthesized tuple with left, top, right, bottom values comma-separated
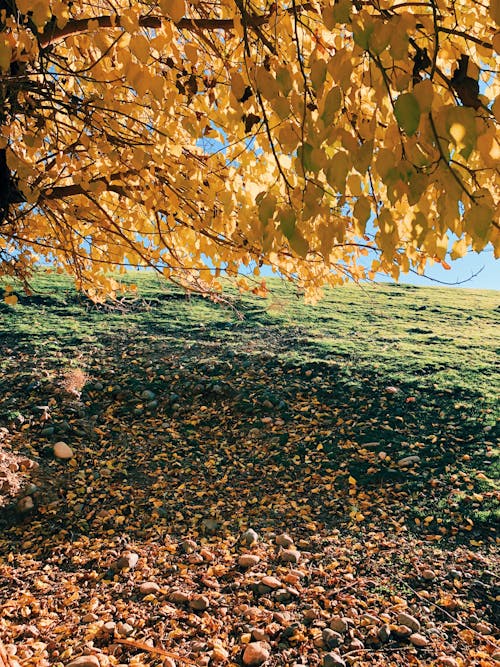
(252, 629, 269, 642)
(116, 622, 133, 636)
(242, 641, 270, 666)
(16, 496, 34, 513)
(181, 539, 198, 553)
(66, 657, 101, 667)
(349, 639, 364, 650)
(200, 548, 215, 562)
(421, 569, 436, 580)
(190, 595, 210, 611)
(260, 576, 281, 590)
(361, 613, 379, 625)
(163, 659, 176, 667)
(393, 625, 412, 639)
(139, 581, 160, 595)
(385, 386, 399, 394)
(170, 590, 190, 604)
(239, 554, 260, 568)
(280, 549, 300, 564)
(323, 652, 346, 667)
(241, 529, 259, 546)
(82, 613, 98, 623)
(276, 533, 294, 548)
(322, 629, 342, 648)
(475, 622, 492, 634)
(141, 389, 156, 400)
(436, 658, 459, 667)
(116, 552, 139, 570)
(397, 612, 420, 632)
(53, 441, 73, 460)
(397, 455, 421, 467)
(202, 518, 219, 534)
(330, 617, 349, 634)
(212, 647, 229, 662)
(409, 633, 428, 647)
(378, 624, 391, 642)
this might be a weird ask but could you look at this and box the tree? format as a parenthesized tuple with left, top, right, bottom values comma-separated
(0, 0, 498, 301)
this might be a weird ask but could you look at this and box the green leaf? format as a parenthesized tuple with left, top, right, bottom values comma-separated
(279, 209, 296, 240)
(394, 93, 421, 136)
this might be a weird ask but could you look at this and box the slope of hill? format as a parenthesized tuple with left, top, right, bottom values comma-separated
(0, 274, 498, 666)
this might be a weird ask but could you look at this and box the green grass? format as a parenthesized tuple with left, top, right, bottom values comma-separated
(0, 271, 499, 540)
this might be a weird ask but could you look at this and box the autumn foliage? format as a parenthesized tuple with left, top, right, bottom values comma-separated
(0, 0, 498, 300)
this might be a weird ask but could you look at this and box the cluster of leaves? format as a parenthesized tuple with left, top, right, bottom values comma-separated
(0, 0, 498, 300)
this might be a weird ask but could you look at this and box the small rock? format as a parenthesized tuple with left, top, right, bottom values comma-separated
(239, 554, 260, 568)
(330, 617, 349, 634)
(393, 625, 412, 639)
(141, 389, 156, 400)
(188, 552, 204, 564)
(323, 652, 346, 667)
(378, 624, 391, 642)
(181, 539, 198, 553)
(362, 613, 379, 625)
(53, 441, 73, 460)
(16, 496, 34, 513)
(397, 455, 421, 467)
(409, 633, 428, 647)
(201, 518, 219, 534)
(385, 386, 399, 394)
(190, 594, 210, 611)
(436, 658, 459, 667)
(66, 656, 101, 667)
(241, 529, 259, 546)
(82, 613, 99, 623)
(475, 622, 492, 634)
(212, 647, 229, 662)
(260, 576, 281, 590)
(421, 569, 436, 581)
(276, 533, 294, 548)
(242, 641, 270, 666)
(116, 622, 133, 636)
(322, 629, 342, 648)
(116, 552, 139, 570)
(200, 548, 215, 562)
(274, 589, 291, 603)
(170, 590, 190, 604)
(397, 612, 421, 632)
(280, 549, 300, 564)
(349, 639, 364, 650)
(139, 582, 160, 595)
(103, 621, 116, 633)
(252, 629, 269, 642)
(163, 658, 176, 667)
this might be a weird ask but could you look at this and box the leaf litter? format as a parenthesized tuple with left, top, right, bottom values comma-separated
(0, 278, 498, 667)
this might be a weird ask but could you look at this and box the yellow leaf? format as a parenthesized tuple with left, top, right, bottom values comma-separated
(5, 294, 18, 306)
(0, 36, 12, 73)
(130, 34, 150, 64)
(348, 476, 357, 485)
(161, 0, 186, 23)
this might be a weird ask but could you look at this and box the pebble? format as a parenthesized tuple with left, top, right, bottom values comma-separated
(409, 633, 428, 647)
(66, 656, 101, 667)
(260, 576, 281, 589)
(385, 386, 399, 394)
(436, 658, 459, 667)
(421, 569, 436, 580)
(212, 647, 229, 662)
(349, 639, 364, 650)
(16, 496, 34, 513)
(242, 642, 270, 666)
(252, 629, 269, 642)
(279, 549, 300, 564)
(393, 625, 412, 639)
(190, 595, 210, 611)
(397, 612, 421, 632)
(181, 539, 198, 553)
(362, 613, 379, 625)
(239, 554, 260, 568)
(276, 533, 294, 548)
(116, 622, 133, 636)
(378, 624, 391, 642)
(163, 659, 176, 667)
(241, 528, 259, 545)
(82, 613, 99, 623)
(323, 652, 346, 667)
(475, 622, 492, 634)
(330, 617, 349, 634)
(53, 441, 73, 460)
(322, 629, 342, 648)
(200, 548, 215, 562)
(139, 582, 160, 595)
(141, 389, 156, 400)
(116, 552, 139, 570)
(397, 455, 421, 467)
(170, 590, 190, 604)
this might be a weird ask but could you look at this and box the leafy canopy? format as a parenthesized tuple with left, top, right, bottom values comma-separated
(0, 0, 498, 300)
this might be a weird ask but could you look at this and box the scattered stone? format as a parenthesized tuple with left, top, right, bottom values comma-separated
(239, 554, 260, 568)
(322, 629, 342, 648)
(393, 625, 412, 639)
(103, 621, 116, 633)
(82, 613, 98, 623)
(139, 582, 160, 595)
(397, 612, 421, 632)
(190, 594, 210, 611)
(279, 549, 300, 564)
(66, 656, 101, 667)
(170, 590, 190, 604)
(378, 624, 391, 642)
(349, 639, 364, 650)
(276, 533, 294, 548)
(212, 646, 229, 662)
(200, 548, 215, 561)
(323, 652, 346, 667)
(397, 455, 421, 467)
(181, 539, 198, 553)
(385, 386, 399, 394)
(474, 622, 492, 634)
(53, 441, 73, 460)
(252, 629, 269, 642)
(362, 613, 379, 625)
(260, 576, 281, 590)
(274, 589, 292, 603)
(188, 552, 204, 564)
(436, 658, 459, 667)
(409, 633, 428, 647)
(330, 617, 349, 634)
(116, 552, 139, 570)
(16, 496, 34, 513)
(421, 569, 436, 580)
(141, 389, 156, 400)
(242, 641, 270, 666)
(201, 518, 219, 534)
(116, 622, 133, 636)
(241, 528, 259, 545)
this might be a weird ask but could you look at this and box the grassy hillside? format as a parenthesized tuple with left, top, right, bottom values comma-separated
(0, 272, 498, 667)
